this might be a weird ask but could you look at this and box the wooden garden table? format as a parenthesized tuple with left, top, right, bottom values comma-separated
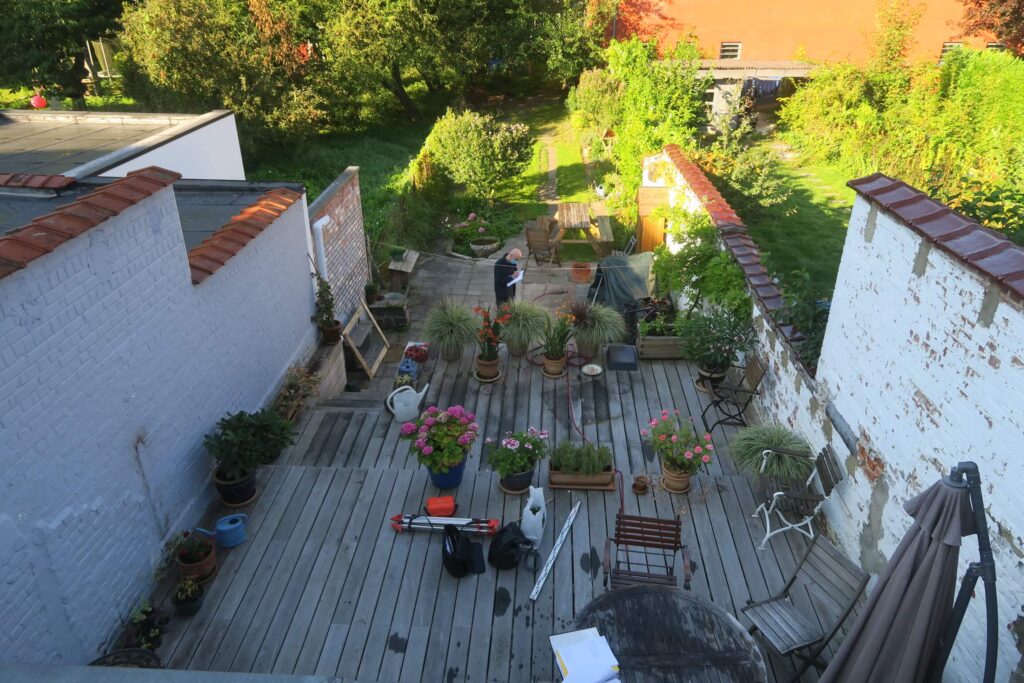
(554, 202, 614, 257)
(571, 584, 768, 682)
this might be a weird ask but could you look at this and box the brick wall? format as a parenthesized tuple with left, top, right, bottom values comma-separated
(308, 167, 369, 325)
(0, 185, 317, 663)
(643, 147, 1024, 680)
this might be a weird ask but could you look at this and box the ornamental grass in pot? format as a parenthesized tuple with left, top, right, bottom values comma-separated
(641, 409, 713, 493)
(473, 306, 510, 380)
(400, 405, 479, 489)
(487, 427, 549, 494)
(502, 300, 548, 356)
(540, 311, 573, 377)
(678, 307, 754, 391)
(548, 441, 615, 490)
(424, 298, 476, 362)
(731, 425, 814, 484)
(205, 409, 295, 506)
(568, 299, 627, 359)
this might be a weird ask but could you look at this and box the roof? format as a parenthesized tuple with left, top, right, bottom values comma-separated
(848, 173, 1024, 299)
(0, 170, 304, 284)
(0, 110, 232, 178)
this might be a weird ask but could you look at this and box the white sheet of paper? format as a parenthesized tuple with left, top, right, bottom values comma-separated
(550, 628, 599, 677)
(551, 631, 619, 683)
(508, 270, 523, 287)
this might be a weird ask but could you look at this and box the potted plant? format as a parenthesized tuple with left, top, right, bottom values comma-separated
(502, 300, 548, 356)
(404, 344, 429, 364)
(731, 425, 814, 480)
(365, 281, 380, 304)
(400, 405, 479, 489)
(273, 365, 319, 421)
(424, 298, 477, 362)
(642, 410, 713, 493)
(393, 373, 415, 390)
(540, 311, 573, 377)
(205, 409, 296, 506)
(314, 273, 341, 345)
(171, 576, 205, 617)
(678, 307, 754, 391)
(570, 261, 593, 283)
(548, 441, 616, 490)
(636, 313, 686, 359)
(487, 427, 548, 494)
(172, 530, 217, 583)
(473, 306, 510, 381)
(390, 246, 407, 262)
(568, 299, 627, 359)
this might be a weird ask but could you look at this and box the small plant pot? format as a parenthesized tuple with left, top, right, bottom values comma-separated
(176, 537, 217, 584)
(429, 459, 467, 490)
(171, 587, 205, 617)
(498, 467, 535, 495)
(212, 468, 258, 507)
(476, 355, 500, 380)
(696, 366, 727, 393)
(320, 321, 342, 345)
(469, 237, 501, 258)
(570, 262, 592, 283)
(660, 462, 692, 493)
(632, 475, 650, 495)
(543, 355, 567, 378)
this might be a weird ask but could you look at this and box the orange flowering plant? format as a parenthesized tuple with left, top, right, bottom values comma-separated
(641, 409, 713, 475)
(474, 306, 511, 361)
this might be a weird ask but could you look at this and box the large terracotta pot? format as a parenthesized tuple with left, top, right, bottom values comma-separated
(476, 355, 500, 380)
(570, 262, 592, 283)
(660, 461, 693, 493)
(176, 536, 217, 584)
(543, 354, 567, 377)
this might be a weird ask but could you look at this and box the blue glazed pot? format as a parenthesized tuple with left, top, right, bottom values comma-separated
(429, 458, 466, 489)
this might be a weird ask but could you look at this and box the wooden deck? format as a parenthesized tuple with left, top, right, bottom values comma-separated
(155, 254, 844, 683)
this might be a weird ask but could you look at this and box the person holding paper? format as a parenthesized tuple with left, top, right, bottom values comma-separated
(493, 248, 522, 306)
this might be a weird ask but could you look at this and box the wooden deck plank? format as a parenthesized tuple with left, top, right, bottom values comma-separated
(302, 412, 340, 467)
(486, 485, 524, 681)
(286, 409, 328, 466)
(464, 471, 505, 682)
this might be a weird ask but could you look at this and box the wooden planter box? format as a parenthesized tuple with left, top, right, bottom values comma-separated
(548, 467, 617, 491)
(636, 335, 686, 360)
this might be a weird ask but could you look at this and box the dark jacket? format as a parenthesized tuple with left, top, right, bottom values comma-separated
(494, 254, 518, 302)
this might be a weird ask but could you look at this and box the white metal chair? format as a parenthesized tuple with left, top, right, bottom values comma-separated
(752, 445, 844, 550)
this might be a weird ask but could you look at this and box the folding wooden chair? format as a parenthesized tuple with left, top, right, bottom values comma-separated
(742, 535, 868, 681)
(752, 444, 845, 550)
(700, 355, 766, 434)
(525, 217, 561, 266)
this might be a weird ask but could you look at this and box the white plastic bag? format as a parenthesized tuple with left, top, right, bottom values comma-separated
(521, 486, 546, 547)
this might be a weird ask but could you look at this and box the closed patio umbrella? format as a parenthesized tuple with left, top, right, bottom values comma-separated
(819, 469, 977, 683)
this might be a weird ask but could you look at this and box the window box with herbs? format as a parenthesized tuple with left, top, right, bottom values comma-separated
(636, 313, 688, 359)
(547, 441, 616, 490)
(487, 427, 548, 494)
(205, 409, 295, 506)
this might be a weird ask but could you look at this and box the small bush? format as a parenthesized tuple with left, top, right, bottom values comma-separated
(550, 441, 613, 474)
(731, 426, 814, 480)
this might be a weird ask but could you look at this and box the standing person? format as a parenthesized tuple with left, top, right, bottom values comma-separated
(494, 248, 522, 307)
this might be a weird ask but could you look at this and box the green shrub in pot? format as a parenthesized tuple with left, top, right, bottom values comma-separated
(205, 409, 295, 505)
(678, 307, 754, 374)
(423, 298, 476, 361)
(731, 425, 814, 480)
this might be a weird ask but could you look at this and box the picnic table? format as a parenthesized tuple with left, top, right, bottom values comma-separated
(553, 202, 615, 257)
(572, 584, 768, 682)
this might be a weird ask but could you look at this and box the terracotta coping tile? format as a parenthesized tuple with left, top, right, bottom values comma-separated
(973, 247, 1024, 281)
(742, 263, 768, 276)
(746, 274, 772, 286)
(186, 186, 303, 285)
(1006, 275, 1024, 298)
(755, 284, 781, 298)
(761, 296, 785, 311)
(943, 230, 1009, 262)
(0, 166, 181, 280)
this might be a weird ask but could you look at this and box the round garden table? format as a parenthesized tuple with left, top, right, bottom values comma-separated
(572, 584, 767, 682)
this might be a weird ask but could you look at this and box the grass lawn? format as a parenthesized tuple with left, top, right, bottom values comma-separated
(744, 141, 856, 296)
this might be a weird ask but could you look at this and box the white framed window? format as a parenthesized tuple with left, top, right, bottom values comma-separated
(940, 42, 962, 58)
(987, 42, 1007, 51)
(719, 42, 742, 60)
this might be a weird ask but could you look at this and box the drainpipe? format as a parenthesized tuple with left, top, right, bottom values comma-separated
(311, 215, 330, 278)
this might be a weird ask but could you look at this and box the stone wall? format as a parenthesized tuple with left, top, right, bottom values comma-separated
(0, 184, 317, 663)
(643, 146, 1024, 680)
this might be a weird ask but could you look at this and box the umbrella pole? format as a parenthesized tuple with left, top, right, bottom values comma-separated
(928, 461, 998, 683)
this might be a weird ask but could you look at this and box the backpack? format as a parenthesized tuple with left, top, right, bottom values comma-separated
(488, 522, 534, 570)
(442, 524, 485, 578)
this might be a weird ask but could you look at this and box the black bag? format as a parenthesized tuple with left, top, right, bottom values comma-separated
(488, 522, 533, 570)
(442, 524, 485, 578)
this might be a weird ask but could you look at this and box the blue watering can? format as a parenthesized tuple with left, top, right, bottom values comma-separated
(196, 513, 249, 548)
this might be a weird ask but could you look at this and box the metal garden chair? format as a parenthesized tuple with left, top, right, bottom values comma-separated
(752, 444, 845, 550)
(742, 535, 868, 682)
(699, 355, 766, 434)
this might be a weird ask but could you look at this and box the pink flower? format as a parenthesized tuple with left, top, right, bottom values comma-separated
(658, 434, 667, 441)
(649, 419, 658, 427)
(478, 226, 486, 234)
(703, 433, 712, 442)
(421, 445, 434, 455)
(400, 422, 416, 436)
(449, 406, 464, 418)
(661, 409, 669, 417)
(459, 417, 470, 425)
(424, 417, 436, 427)
(467, 412, 476, 421)
(670, 434, 678, 443)
(684, 450, 693, 459)
(694, 446, 703, 454)
(427, 406, 439, 414)
(419, 425, 429, 433)
(468, 212, 477, 221)
(674, 409, 680, 416)
(640, 429, 648, 437)
(415, 439, 426, 449)
(485, 438, 495, 445)
(539, 429, 549, 438)
(706, 444, 714, 451)
(701, 454, 711, 463)
(468, 423, 479, 431)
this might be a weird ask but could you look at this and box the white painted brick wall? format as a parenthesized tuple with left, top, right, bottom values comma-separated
(0, 185, 317, 663)
(753, 196, 1024, 681)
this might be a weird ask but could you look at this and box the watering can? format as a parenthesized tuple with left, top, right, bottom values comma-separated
(387, 384, 429, 423)
(196, 514, 249, 548)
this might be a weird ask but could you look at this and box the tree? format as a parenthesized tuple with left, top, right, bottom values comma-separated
(0, 0, 124, 107)
(541, 0, 619, 86)
(960, 0, 1024, 53)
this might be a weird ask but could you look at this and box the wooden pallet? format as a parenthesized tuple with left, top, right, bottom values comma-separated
(342, 301, 389, 379)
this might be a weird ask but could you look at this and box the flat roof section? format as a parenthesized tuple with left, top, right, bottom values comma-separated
(0, 110, 232, 178)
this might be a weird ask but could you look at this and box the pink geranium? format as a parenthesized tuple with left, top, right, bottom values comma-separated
(701, 454, 711, 463)
(642, 408, 714, 474)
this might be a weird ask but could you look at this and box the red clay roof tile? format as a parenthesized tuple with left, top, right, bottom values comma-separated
(972, 246, 1024, 281)
(942, 230, 1009, 262)
(0, 167, 181, 280)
